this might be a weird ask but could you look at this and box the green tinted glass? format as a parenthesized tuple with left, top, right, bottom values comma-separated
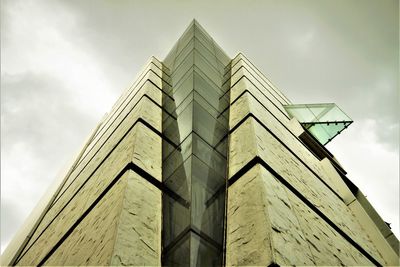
(284, 103, 353, 145)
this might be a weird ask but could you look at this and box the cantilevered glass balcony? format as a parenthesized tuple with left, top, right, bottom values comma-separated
(284, 103, 353, 145)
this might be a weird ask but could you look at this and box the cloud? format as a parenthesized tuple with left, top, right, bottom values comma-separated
(291, 30, 315, 55)
(1, 72, 94, 159)
(1, 72, 97, 253)
(0, 199, 24, 252)
(1, 0, 119, 115)
(327, 119, 399, 235)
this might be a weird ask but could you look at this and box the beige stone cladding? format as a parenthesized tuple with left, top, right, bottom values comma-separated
(12, 57, 164, 266)
(226, 164, 374, 266)
(42, 171, 161, 266)
(226, 54, 388, 266)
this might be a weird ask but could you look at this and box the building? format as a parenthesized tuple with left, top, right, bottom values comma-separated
(1, 20, 398, 266)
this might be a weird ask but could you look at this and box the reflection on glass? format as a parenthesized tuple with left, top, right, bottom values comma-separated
(163, 232, 221, 267)
(283, 103, 353, 145)
(163, 233, 190, 267)
(162, 20, 231, 267)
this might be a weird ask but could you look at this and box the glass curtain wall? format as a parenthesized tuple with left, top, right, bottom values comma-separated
(162, 20, 231, 267)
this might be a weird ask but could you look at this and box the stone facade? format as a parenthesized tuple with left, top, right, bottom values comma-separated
(225, 53, 399, 266)
(2, 58, 164, 266)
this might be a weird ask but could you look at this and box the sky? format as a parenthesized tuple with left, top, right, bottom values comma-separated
(1, 0, 399, 254)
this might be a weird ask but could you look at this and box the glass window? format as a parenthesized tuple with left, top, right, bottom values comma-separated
(163, 228, 190, 262)
(190, 232, 222, 267)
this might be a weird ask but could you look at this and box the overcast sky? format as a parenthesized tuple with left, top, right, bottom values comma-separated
(1, 0, 398, 253)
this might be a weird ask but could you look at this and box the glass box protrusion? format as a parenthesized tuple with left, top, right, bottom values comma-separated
(283, 103, 353, 145)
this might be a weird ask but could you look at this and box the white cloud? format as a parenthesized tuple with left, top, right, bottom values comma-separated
(291, 30, 315, 54)
(1, 0, 115, 253)
(2, 0, 117, 116)
(327, 119, 399, 237)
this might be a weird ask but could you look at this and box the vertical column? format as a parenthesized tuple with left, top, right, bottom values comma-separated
(162, 20, 231, 267)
